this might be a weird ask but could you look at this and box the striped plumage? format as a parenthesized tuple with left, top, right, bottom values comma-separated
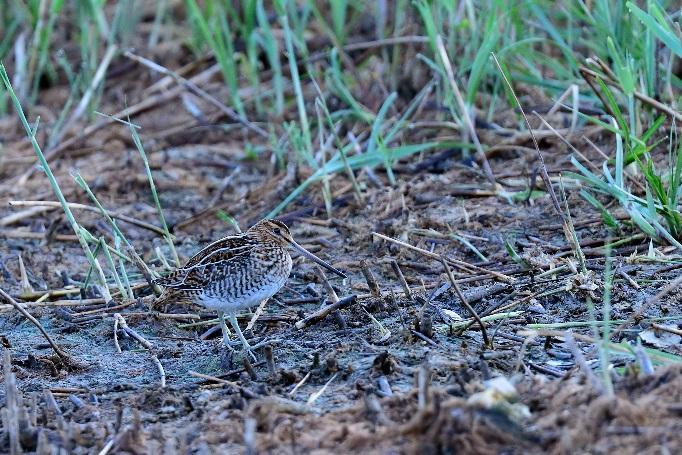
(154, 220, 292, 310)
(153, 219, 346, 354)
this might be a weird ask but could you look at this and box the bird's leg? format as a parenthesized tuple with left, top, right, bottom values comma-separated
(217, 311, 234, 350)
(228, 313, 256, 361)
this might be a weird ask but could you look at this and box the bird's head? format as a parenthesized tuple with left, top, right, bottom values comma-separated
(250, 219, 347, 279)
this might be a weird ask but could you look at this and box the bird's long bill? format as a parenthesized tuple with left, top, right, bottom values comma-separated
(290, 241, 347, 279)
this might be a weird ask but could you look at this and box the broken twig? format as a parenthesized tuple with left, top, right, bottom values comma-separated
(114, 313, 165, 387)
(440, 258, 490, 348)
(295, 295, 358, 330)
(0, 288, 71, 363)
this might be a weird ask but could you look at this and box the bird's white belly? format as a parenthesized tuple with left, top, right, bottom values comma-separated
(198, 277, 286, 313)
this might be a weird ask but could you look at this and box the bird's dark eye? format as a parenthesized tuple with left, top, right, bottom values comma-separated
(273, 227, 281, 235)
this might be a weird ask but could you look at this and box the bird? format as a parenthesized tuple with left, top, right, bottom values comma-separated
(153, 219, 346, 355)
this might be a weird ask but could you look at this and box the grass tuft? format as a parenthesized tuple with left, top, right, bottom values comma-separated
(0, 63, 112, 301)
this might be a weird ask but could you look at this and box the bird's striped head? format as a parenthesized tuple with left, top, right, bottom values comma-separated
(250, 219, 293, 245)
(248, 219, 347, 279)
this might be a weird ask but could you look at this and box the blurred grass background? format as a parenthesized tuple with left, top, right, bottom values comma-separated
(2, 1, 679, 113)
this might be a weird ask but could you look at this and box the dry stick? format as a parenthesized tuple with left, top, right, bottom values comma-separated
(263, 345, 277, 377)
(5, 283, 146, 306)
(314, 266, 340, 303)
(114, 313, 165, 387)
(411, 329, 438, 347)
(242, 357, 258, 381)
(532, 113, 588, 158)
(564, 332, 604, 393)
(579, 66, 682, 123)
(295, 295, 358, 330)
(544, 84, 579, 135)
(618, 268, 641, 290)
(0, 288, 70, 362)
(583, 135, 611, 161)
(17, 44, 118, 184)
(0, 206, 54, 227)
(3, 349, 21, 455)
(104, 311, 199, 321)
(440, 257, 490, 348)
(124, 51, 267, 138)
(8, 200, 166, 236)
(307, 372, 338, 405)
(611, 273, 682, 339)
(18, 64, 221, 181)
(188, 371, 258, 398)
(17, 253, 33, 296)
(313, 266, 346, 328)
(558, 176, 587, 272)
(511, 335, 536, 375)
(74, 299, 137, 318)
(580, 67, 614, 120)
(207, 165, 242, 209)
(389, 259, 413, 300)
(0, 230, 78, 242)
(50, 387, 87, 394)
(360, 260, 381, 298)
(188, 370, 238, 387)
(188, 370, 241, 390)
(0, 298, 106, 314)
(489, 287, 563, 317)
(143, 55, 213, 95)
(372, 232, 513, 283)
(113, 315, 122, 353)
(99, 439, 115, 455)
(48, 44, 118, 150)
(12, 287, 80, 301)
(486, 124, 603, 154)
(123, 244, 163, 297)
(289, 371, 312, 396)
(307, 35, 429, 63)
(417, 362, 431, 410)
(591, 56, 620, 82)
(435, 35, 496, 186)
(490, 53, 564, 220)
(651, 323, 682, 337)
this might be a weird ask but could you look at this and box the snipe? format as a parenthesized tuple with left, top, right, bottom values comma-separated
(153, 219, 346, 354)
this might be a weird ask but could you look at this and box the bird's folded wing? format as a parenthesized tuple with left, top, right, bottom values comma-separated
(184, 236, 257, 267)
(154, 245, 254, 290)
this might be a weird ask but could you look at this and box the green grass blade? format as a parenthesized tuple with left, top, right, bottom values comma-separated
(626, 2, 682, 58)
(129, 123, 180, 266)
(466, 12, 500, 105)
(580, 190, 619, 229)
(266, 141, 457, 217)
(0, 63, 112, 301)
(367, 92, 398, 185)
(278, 0, 313, 155)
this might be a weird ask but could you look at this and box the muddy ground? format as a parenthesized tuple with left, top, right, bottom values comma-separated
(1, 18, 682, 455)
